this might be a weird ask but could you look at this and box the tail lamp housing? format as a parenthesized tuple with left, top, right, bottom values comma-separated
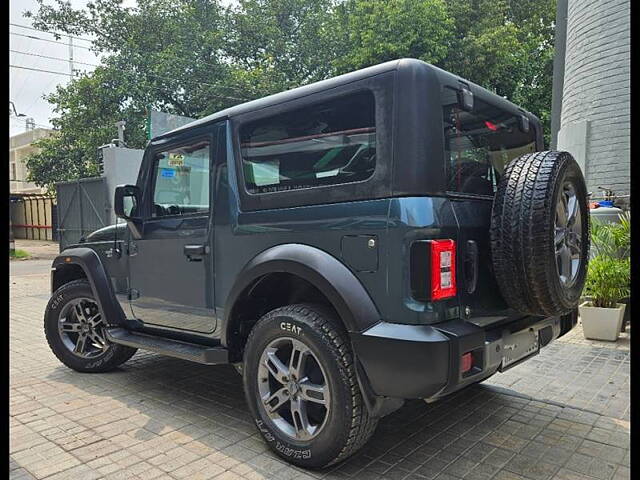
(409, 239, 457, 302)
(430, 239, 456, 300)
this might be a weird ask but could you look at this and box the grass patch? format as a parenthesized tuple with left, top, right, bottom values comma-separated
(9, 249, 30, 259)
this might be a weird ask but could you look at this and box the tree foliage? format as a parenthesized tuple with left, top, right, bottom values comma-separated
(23, 0, 557, 191)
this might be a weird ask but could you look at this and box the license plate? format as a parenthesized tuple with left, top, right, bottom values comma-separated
(500, 328, 540, 371)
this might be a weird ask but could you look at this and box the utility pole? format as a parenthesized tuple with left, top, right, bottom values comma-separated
(115, 120, 126, 147)
(68, 36, 75, 78)
(8, 101, 25, 255)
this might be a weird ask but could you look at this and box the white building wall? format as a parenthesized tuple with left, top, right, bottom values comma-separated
(101, 147, 144, 224)
(558, 0, 630, 198)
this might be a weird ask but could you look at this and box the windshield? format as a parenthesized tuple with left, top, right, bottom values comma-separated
(442, 88, 536, 196)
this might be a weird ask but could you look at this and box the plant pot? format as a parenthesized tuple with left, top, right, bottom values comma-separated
(579, 302, 626, 341)
(619, 297, 630, 332)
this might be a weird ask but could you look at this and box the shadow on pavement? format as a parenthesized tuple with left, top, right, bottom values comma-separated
(43, 350, 630, 480)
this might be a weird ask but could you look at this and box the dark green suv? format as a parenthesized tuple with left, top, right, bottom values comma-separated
(44, 59, 589, 468)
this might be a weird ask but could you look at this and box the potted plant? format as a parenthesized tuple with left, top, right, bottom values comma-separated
(580, 255, 630, 341)
(588, 212, 631, 332)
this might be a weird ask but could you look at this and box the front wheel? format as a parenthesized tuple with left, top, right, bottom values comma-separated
(44, 279, 137, 373)
(243, 304, 377, 468)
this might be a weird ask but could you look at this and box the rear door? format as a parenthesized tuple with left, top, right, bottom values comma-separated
(441, 88, 541, 325)
(128, 125, 219, 333)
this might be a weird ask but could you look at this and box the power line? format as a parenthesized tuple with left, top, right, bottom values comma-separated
(10, 38, 254, 99)
(10, 31, 94, 50)
(10, 49, 250, 97)
(10, 49, 100, 68)
(10, 22, 94, 43)
(10, 116, 52, 129)
(10, 31, 259, 98)
(10, 64, 76, 77)
(10, 63, 250, 103)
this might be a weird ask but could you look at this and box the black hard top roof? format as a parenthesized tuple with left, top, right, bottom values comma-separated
(156, 58, 532, 141)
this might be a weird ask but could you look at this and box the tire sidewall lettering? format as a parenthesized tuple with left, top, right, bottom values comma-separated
(279, 320, 303, 336)
(255, 419, 312, 459)
(50, 293, 65, 311)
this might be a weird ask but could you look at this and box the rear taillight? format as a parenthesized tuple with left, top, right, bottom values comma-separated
(430, 239, 456, 301)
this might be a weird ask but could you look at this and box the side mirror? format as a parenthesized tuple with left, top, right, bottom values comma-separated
(114, 185, 140, 219)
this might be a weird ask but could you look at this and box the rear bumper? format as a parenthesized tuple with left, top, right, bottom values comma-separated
(351, 310, 577, 400)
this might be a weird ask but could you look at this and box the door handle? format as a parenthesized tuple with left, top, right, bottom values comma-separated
(464, 240, 478, 294)
(184, 244, 209, 261)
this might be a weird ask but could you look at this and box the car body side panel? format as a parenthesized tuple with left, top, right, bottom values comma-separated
(213, 131, 391, 329)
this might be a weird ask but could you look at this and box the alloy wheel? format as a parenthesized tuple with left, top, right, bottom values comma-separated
(58, 298, 109, 358)
(554, 180, 583, 287)
(257, 337, 330, 441)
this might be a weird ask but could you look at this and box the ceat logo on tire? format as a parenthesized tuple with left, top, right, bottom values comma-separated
(280, 322, 301, 335)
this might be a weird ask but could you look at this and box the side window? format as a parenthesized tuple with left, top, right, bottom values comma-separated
(240, 90, 376, 194)
(151, 140, 210, 217)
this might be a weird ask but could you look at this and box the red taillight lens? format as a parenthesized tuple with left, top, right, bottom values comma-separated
(461, 352, 473, 374)
(430, 239, 456, 300)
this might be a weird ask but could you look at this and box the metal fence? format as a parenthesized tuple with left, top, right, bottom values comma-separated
(9, 193, 57, 241)
(56, 177, 109, 251)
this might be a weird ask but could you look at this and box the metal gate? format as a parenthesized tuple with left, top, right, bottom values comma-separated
(9, 193, 57, 241)
(56, 177, 110, 251)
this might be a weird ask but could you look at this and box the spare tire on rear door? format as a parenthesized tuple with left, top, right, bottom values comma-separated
(490, 151, 589, 316)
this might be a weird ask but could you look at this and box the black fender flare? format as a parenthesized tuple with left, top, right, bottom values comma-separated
(51, 248, 126, 326)
(222, 243, 381, 347)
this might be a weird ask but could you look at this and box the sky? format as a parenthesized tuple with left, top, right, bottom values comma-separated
(9, 0, 236, 137)
(9, 0, 135, 136)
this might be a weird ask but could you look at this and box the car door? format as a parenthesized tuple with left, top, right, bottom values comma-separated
(128, 126, 218, 333)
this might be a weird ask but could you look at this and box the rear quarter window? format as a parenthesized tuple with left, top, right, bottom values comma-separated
(442, 88, 536, 196)
(239, 90, 376, 194)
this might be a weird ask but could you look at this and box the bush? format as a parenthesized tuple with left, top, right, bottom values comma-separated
(590, 211, 630, 259)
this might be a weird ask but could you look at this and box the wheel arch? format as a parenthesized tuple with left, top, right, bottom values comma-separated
(222, 244, 381, 361)
(51, 248, 126, 326)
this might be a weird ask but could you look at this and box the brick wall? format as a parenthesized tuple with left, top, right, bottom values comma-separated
(558, 0, 630, 198)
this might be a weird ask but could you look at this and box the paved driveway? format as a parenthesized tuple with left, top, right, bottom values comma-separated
(10, 261, 630, 480)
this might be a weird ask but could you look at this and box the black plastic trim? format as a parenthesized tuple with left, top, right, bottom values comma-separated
(106, 328, 228, 364)
(222, 244, 381, 347)
(351, 322, 450, 398)
(351, 314, 563, 400)
(51, 248, 126, 327)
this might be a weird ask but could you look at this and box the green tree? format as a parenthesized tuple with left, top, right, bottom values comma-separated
(225, 0, 338, 92)
(24, 0, 245, 190)
(25, 68, 147, 192)
(330, 0, 453, 73)
(23, 0, 557, 191)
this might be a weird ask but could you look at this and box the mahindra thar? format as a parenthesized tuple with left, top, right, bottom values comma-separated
(45, 59, 588, 468)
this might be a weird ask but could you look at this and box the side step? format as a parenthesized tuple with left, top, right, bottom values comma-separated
(106, 328, 228, 365)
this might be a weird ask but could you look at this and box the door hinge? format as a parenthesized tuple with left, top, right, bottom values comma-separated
(127, 242, 138, 256)
(128, 289, 140, 301)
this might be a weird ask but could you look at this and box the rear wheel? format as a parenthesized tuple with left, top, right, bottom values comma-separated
(44, 280, 137, 372)
(243, 304, 377, 468)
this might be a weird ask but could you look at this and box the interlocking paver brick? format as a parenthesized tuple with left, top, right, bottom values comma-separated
(10, 263, 630, 479)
